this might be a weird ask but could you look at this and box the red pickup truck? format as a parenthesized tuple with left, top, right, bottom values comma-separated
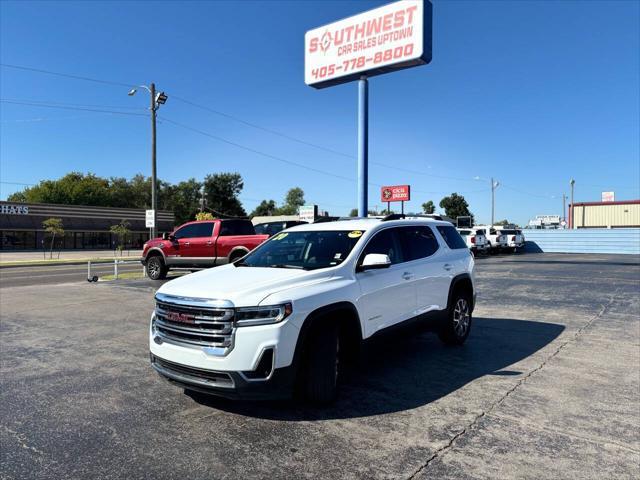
(141, 219, 268, 280)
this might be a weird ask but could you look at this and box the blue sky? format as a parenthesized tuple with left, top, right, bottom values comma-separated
(1, 0, 638, 225)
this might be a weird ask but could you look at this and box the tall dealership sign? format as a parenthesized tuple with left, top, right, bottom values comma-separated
(305, 1, 432, 216)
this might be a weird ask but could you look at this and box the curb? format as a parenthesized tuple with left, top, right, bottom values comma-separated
(0, 258, 142, 269)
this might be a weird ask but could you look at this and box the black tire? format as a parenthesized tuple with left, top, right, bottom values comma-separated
(303, 323, 340, 404)
(229, 251, 246, 264)
(438, 291, 473, 346)
(146, 255, 168, 280)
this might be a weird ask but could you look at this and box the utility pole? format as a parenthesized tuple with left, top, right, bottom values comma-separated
(570, 179, 575, 229)
(150, 83, 157, 239)
(128, 84, 168, 239)
(491, 178, 499, 227)
(562, 193, 567, 227)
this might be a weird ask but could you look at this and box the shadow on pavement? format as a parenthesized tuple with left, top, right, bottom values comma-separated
(189, 317, 564, 420)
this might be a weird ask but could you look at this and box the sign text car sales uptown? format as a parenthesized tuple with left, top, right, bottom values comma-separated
(305, 0, 432, 88)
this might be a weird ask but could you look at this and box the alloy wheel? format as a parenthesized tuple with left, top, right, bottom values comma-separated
(453, 298, 470, 337)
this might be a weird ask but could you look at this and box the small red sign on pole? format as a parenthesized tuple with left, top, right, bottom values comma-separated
(381, 185, 411, 203)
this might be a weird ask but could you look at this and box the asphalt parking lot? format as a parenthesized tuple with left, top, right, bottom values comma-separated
(1, 253, 639, 479)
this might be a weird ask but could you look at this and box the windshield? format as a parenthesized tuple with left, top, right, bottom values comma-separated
(237, 230, 365, 270)
(475, 229, 485, 235)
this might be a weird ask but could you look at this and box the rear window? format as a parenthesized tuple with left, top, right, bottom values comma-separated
(219, 220, 256, 236)
(436, 226, 468, 249)
(474, 229, 486, 235)
(458, 230, 472, 235)
(501, 230, 517, 235)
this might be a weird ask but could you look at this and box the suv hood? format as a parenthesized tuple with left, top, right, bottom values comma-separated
(156, 264, 335, 307)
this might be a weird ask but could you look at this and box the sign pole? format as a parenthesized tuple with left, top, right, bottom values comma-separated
(358, 77, 369, 218)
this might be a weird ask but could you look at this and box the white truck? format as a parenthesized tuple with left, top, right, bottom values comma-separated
(457, 228, 489, 254)
(496, 227, 525, 252)
(474, 226, 507, 253)
(150, 215, 476, 403)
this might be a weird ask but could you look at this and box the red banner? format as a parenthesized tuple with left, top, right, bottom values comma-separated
(381, 185, 410, 202)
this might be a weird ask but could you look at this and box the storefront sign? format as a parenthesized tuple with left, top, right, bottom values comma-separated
(381, 185, 410, 202)
(299, 205, 318, 223)
(305, 0, 432, 88)
(0, 204, 29, 215)
(601, 191, 615, 203)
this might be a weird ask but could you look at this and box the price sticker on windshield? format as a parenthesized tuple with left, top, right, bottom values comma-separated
(348, 231, 363, 238)
(273, 233, 289, 241)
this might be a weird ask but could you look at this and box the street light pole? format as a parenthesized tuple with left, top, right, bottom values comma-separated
(562, 193, 567, 227)
(128, 84, 167, 239)
(150, 83, 158, 239)
(570, 179, 575, 229)
(491, 178, 499, 227)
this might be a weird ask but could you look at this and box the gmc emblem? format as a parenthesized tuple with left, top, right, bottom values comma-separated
(166, 311, 195, 324)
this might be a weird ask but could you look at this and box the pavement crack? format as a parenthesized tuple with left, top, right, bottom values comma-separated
(407, 295, 616, 480)
(2, 425, 46, 456)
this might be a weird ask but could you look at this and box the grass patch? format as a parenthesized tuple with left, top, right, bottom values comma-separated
(100, 271, 146, 281)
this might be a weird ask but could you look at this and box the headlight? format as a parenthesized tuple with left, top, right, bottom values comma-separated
(235, 303, 292, 327)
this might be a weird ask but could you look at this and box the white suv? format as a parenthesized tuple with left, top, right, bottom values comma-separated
(150, 216, 476, 403)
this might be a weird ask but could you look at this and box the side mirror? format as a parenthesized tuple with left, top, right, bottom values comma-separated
(162, 232, 169, 240)
(358, 253, 391, 272)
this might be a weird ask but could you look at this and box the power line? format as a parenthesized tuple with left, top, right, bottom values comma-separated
(1, 100, 148, 117)
(158, 115, 488, 198)
(0, 63, 135, 88)
(1, 98, 146, 111)
(158, 116, 356, 183)
(172, 95, 353, 159)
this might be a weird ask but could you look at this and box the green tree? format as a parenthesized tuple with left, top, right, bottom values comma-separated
(277, 187, 305, 215)
(251, 200, 278, 217)
(195, 212, 215, 221)
(165, 179, 203, 225)
(9, 172, 111, 206)
(203, 172, 246, 217)
(109, 220, 131, 254)
(42, 218, 64, 259)
(349, 208, 359, 217)
(439, 193, 473, 220)
(422, 200, 436, 214)
(496, 219, 510, 226)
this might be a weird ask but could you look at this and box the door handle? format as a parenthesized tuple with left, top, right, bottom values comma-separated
(402, 272, 414, 280)
(206, 241, 212, 245)
(443, 263, 453, 271)
(184, 242, 190, 246)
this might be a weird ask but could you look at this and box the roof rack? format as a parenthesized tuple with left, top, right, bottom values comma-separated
(381, 213, 406, 222)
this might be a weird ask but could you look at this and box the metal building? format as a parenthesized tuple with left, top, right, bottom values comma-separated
(0, 201, 174, 250)
(569, 200, 640, 229)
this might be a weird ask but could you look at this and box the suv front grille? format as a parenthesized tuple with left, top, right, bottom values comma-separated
(153, 298, 235, 353)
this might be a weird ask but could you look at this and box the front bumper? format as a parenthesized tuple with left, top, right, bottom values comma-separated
(150, 353, 295, 400)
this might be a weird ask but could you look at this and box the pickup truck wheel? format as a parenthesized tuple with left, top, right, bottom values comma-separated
(439, 294, 473, 346)
(303, 324, 339, 404)
(146, 256, 168, 280)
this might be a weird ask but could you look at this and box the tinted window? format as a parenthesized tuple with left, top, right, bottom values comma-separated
(458, 230, 472, 235)
(398, 226, 439, 261)
(220, 220, 256, 236)
(360, 228, 403, 264)
(475, 229, 486, 235)
(239, 230, 364, 270)
(174, 222, 213, 239)
(437, 226, 468, 249)
(501, 230, 517, 235)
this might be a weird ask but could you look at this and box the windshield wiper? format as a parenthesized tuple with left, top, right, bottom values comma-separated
(234, 260, 249, 267)
(268, 264, 304, 269)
